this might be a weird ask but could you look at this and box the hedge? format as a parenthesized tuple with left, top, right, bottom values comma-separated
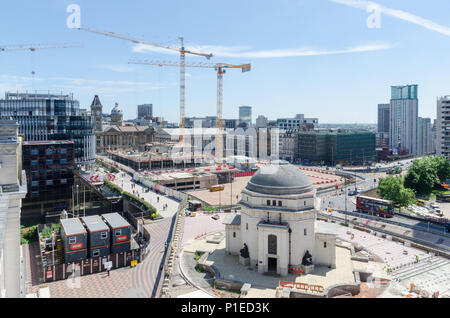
(104, 180, 160, 219)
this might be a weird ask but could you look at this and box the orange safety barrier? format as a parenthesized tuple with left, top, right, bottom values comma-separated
(279, 281, 294, 288)
(309, 285, 325, 293)
(289, 266, 303, 275)
(295, 282, 309, 291)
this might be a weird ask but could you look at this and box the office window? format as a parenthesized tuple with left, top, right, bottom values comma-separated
(60, 148, 67, 154)
(60, 179, 67, 184)
(93, 249, 100, 257)
(233, 232, 236, 238)
(115, 229, 122, 236)
(31, 149, 38, 155)
(304, 229, 307, 236)
(272, 200, 276, 206)
(46, 180, 53, 186)
(101, 232, 108, 239)
(60, 159, 67, 164)
(31, 160, 38, 166)
(45, 160, 53, 165)
(324, 242, 327, 248)
(278, 201, 282, 207)
(267, 200, 270, 206)
(69, 236, 76, 244)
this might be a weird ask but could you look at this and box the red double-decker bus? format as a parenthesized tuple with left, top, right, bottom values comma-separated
(356, 196, 394, 218)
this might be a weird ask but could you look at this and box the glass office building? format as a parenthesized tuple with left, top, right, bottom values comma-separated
(389, 85, 419, 155)
(0, 92, 95, 165)
(296, 131, 376, 165)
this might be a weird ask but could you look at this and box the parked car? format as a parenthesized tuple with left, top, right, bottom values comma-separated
(211, 214, 220, 220)
(348, 190, 357, 196)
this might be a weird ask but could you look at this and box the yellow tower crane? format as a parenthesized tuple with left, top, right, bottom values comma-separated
(128, 59, 251, 164)
(77, 26, 213, 141)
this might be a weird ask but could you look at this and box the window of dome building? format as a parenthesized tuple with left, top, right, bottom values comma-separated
(268, 235, 277, 254)
(278, 201, 282, 207)
(304, 229, 307, 236)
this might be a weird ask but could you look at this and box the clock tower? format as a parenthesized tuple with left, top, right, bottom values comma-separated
(90, 95, 103, 131)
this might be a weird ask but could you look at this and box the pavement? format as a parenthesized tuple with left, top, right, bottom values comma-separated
(112, 173, 179, 219)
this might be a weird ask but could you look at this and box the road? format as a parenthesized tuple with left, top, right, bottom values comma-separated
(317, 168, 448, 235)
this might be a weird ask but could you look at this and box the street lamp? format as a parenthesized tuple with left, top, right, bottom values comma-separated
(76, 184, 79, 217)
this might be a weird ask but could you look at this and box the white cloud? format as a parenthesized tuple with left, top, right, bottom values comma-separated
(132, 42, 393, 59)
(330, 0, 450, 36)
(99, 64, 135, 73)
(0, 74, 170, 95)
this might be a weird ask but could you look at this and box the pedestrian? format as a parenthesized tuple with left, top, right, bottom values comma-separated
(107, 269, 110, 277)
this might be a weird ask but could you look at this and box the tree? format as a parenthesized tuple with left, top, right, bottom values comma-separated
(404, 157, 441, 195)
(377, 176, 415, 207)
(432, 156, 450, 183)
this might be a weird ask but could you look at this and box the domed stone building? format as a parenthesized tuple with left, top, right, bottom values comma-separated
(110, 102, 123, 126)
(224, 161, 337, 276)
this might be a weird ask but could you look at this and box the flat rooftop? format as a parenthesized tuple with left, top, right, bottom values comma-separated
(102, 213, 130, 229)
(81, 215, 109, 232)
(60, 218, 87, 236)
(23, 140, 74, 146)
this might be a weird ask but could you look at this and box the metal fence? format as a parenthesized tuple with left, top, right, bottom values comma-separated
(43, 248, 143, 283)
(335, 210, 450, 238)
(319, 212, 450, 255)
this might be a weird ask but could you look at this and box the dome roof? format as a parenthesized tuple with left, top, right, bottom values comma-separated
(111, 103, 122, 114)
(245, 162, 313, 195)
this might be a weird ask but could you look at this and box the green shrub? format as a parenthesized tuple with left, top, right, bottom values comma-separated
(123, 191, 158, 219)
(41, 226, 52, 239)
(103, 180, 123, 195)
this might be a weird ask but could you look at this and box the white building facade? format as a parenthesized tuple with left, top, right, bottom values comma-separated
(224, 162, 337, 276)
(436, 96, 450, 158)
(0, 120, 27, 298)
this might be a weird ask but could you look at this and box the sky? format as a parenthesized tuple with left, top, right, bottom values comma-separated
(0, 0, 449, 123)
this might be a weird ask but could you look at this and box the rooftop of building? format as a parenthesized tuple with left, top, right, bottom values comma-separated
(23, 140, 74, 146)
(81, 215, 109, 232)
(102, 212, 130, 229)
(60, 217, 87, 236)
(245, 161, 313, 196)
(4, 91, 75, 101)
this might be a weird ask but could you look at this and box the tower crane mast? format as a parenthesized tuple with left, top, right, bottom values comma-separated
(129, 59, 251, 163)
(78, 26, 213, 141)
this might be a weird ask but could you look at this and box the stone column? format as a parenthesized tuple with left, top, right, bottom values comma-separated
(3, 192, 26, 297)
